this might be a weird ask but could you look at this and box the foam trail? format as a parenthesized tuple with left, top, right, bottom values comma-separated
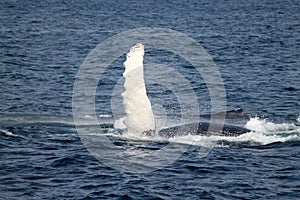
(0, 129, 24, 138)
(245, 117, 300, 134)
(120, 43, 155, 134)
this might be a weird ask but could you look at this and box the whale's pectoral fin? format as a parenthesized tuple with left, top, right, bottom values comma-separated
(119, 43, 155, 134)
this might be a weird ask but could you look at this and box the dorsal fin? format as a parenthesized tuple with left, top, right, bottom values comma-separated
(227, 108, 243, 114)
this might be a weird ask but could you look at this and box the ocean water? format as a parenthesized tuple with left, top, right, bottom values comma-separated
(1, 0, 300, 199)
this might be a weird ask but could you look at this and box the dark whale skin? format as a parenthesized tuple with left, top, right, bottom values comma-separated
(156, 122, 251, 138)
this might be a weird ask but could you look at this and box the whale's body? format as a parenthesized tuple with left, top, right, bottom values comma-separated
(157, 122, 251, 138)
(141, 108, 251, 137)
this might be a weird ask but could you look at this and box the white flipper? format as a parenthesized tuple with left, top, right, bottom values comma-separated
(121, 43, 155, 134)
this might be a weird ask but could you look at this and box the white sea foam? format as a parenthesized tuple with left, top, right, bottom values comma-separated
(245, 117, 300, 134)
(98, 114, 112, 118)
(0, 129, 24, 138)
(168, 130, 299, 147)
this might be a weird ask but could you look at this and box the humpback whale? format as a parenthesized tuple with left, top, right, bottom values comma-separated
(118, 43, 252, 137)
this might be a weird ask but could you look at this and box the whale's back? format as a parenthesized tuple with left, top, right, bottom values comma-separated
(156, 122, 251, 138)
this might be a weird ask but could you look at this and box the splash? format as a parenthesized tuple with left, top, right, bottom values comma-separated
(245, 117, 300, 134)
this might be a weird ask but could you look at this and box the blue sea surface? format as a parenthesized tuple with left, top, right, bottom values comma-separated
(1, 0, 300, 199)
